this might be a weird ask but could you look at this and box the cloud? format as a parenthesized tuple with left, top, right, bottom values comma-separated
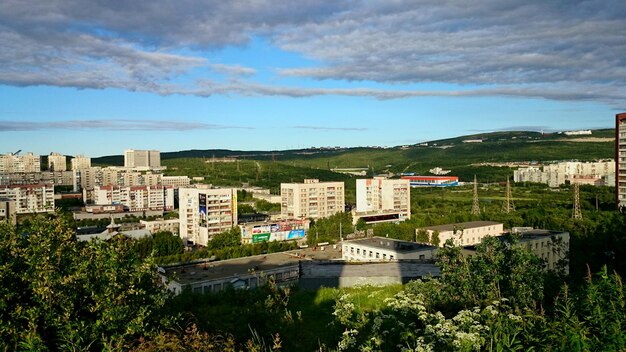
(0, 0, 624, 106)
(293, 125, 368, 131)
(0, 119, 250, 131)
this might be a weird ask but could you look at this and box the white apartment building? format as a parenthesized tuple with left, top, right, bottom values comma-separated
(420, 221, 504, 247)
(162, 176, 191, 188)
(179, 186, 238, 246)
(343, 237, 437, 262)
(354, 177, 410, 223)
(617, 113, 626, 209)
(71, 155, 91, 170)
(90, 185, 174, 212)
(0, 184, 54, 214)
(124, 149, 161, 168)
(280, 179, 344, 219)
(48, 152, 67, 171)
(140, 219, 180, 235)
(0, 152, 41, 173)
(514, 160, 615, 187)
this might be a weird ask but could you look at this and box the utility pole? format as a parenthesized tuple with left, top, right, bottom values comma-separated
(502, 177, 515, 213)
(471, 175, 481, 215)
(572, 182, 582, 220)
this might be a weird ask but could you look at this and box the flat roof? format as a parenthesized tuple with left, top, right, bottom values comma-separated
(422, 221, 502, 232)
(344, 237, 436, 253)
(163, 245, 342, 285)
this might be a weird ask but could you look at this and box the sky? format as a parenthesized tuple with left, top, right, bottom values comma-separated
(0, 1, 625, 157)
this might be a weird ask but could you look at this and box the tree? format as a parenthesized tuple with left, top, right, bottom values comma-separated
(430, 230, 441, 247)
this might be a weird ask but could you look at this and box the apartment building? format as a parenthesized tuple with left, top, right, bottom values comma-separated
(124, 149, 161, 168)
(0, 184, 54, 214)
(162, 175, 190, 188)
(47, 152, 67, 171)
(419, 221, 504, 247)
(0, 152, 41, 173)
(354, 177, 410, 224)
(90, 185, 174, 212)
(70, 155, 91, 170)
(1, 171, 73, 186)
(617, 113, 626, 209)
(280, 179, 344, 219)
(514, 160, 615, 187)
(0, 198, 17, 225)
(140, 219, 180, 235)
(179, 186, 238, 246)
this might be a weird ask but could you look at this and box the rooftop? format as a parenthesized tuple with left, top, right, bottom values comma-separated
(163, 245, 342, 285)
(344, 236, 436, 253)
(422, 221, 502, 232)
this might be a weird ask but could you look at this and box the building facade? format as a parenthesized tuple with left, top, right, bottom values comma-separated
(0, 198, 17, 225)
(514, 160, 615, 188)
(124, 149, 161, 168)
(420, 221, 504, 247)
(48, 152, 67, 171)
(70, 155, 91, 170)
(0, 184, 54, 214)
(90, 185, 174, 212)
(140, 219, 180, 235)
(354, 177, 410, 224)
(239, 219, 309, 244)
(342, 237, 437, 262)
(280, 179, 344, 219)
(0, 152, 41, 173)
(618, 113, 626, 210)
(179, 186, 238, 246)
(401, 175, 459, 187)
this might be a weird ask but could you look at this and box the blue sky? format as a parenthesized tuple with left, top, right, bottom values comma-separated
(0, 1, 624, 157)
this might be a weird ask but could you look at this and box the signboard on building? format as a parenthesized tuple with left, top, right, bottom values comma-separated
(252, 233, 271, 243)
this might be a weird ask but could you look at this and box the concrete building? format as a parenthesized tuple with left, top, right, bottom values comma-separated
(0, 184, 54, 214)
(48, 152, 67, 171)
(162, 175, 191, 188)
(179, 186, 238, 246)
(280, 179, 344, 219)
(140, 219, 180, 235)
(0, 152, 41, 173)
(419, 221, 504, 247)
(617, 113, 626, 210)
(342, 237, 437, 262)
(239, 218, 309, 244)
(514, 160, 615, 188)
(1, 171, 73, 187)
(124, 149, 160, 168)
(71, 155, 91, 170)
(354, 177, 410, 224)
(0, 198, 17, 225)
(90, 185, 174, 212)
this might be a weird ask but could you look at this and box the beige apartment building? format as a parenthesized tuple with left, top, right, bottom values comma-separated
(354, 177, 410, 224)
(280, 179, 344, 219)
(47, 152, 67, 171)
(140, 219, 180, 235)
(162, 175, 191, 188)
(420, 221, 504, 247)
(0, 184, 54, 214)
(617, 113, 626, 209)
(70, 155, 91, 170)
(90, 185, 174, 212)
(179, 186, 238, 246)
(0, 152, 41, 173)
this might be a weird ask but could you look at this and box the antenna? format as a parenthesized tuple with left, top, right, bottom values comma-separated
(572, 182, 582, 219)
(502, 177, 515, 213)
(471, 175, 480, 215)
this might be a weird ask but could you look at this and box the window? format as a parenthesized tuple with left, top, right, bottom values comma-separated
(390, 255, 394, 260)
(419, 255, 425, 260)
(383, 254, 387, 260)
(376, 252, 380, 259)
(357, 248, 360, 255)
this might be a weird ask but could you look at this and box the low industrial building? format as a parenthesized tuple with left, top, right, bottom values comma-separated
(419, 221, 504, 247)
(342, 237, 437, 262)
(239, 218, 309, 244)
(401, 175, 459, 187)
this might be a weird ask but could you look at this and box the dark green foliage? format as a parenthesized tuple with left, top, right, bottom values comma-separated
(306, 212, 354, 245)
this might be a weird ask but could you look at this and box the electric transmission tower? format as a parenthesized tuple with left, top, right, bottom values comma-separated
(572, 182, 582, 220)
(502, 177, 515, 213)
(471, 175, 481, 215)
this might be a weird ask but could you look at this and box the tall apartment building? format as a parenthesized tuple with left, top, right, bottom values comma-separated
(0, 152, 41, 173)
(355, 177, 411, 223)
(48, 152, 67, 171)
(280, 179, 344, 219)
(90, 185, 174, 212)
(617, 113, 626, 209)
(124, 149, 161, 168)
(179, 186, 238, 246)
(71, 155, 91, 170)
(0, 184, 54, 214)
(514, 160, 615, 187)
